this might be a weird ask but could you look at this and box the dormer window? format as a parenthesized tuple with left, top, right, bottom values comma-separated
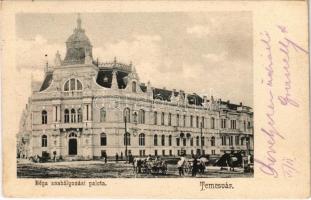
(64, 78, 83, 91)
(132, 81, 137, 93)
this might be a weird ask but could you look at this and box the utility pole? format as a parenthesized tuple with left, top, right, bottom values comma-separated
(124, 116, 127, 161)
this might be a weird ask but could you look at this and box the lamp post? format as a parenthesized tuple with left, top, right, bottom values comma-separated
(124, 116, 128, 161)
(200, 122, 203, 156)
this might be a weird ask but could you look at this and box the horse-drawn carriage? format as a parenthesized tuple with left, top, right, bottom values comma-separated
(134, 157, 168, 175)
(183, 157, 208, 174)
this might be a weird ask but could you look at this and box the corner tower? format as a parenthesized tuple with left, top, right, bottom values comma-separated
(63, 14, 93, 65)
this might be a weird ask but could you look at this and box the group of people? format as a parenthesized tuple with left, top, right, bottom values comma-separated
(177, 154, 203, 177)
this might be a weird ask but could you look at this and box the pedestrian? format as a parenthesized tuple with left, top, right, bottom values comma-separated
(116, 153, 119, 163)
(104, 152, 107, 163)
(53, 151, 57, 162)
(192, 156, 198, 177)
(177, 154, 186, 176)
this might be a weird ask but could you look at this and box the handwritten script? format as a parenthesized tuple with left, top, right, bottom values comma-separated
(255, 25, 308, 177)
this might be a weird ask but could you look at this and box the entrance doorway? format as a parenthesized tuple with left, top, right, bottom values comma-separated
(68, 132, 78, 155)
(69, 139, 77, 155)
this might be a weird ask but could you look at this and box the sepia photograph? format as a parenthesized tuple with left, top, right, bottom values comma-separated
(15, 12, 254, 179)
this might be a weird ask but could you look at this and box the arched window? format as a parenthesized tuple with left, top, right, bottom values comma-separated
(124, 133, 131, 146)
(64, 109, 69, 123)
(100, 107, 106, 122)
(132, 81, 137, 93)
(133, 112, 138, 123)
(190, 115, 193, 127)
(71, 109, 76, 123)
(202, 116, 205, 128)
(70, 78, 75, 90)
(41, 135, 47, 147)
(161, 135, 165, 146)
(211, 117, 215, 129)
(201, 136, 205, 146)
(123, 108, 130, 123)
(77, 80, 82, 90)
(190, 138, 194, 146)
(64, 78, 83, 91)
(196, 116, 199, 128)
(196, 136, 200, 146)
(161, 112, 165, 125)
(100, 133, 107, 146)
(154, 111, 157, 125)
(139, 133, 145, 146)
(64, 81, 69, 91)
(211, 136, 215, 146)
(154, 134, 158, 146)
(41, 110, 47, 124)
(138, 109, 145, 124)
(69, 132, 77, 137)
(168, 135, 172, 146)
(77, 108, 82, 122)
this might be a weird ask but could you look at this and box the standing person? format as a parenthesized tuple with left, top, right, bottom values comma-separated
(192, 156, 198, 177)
(116, 153, 119, 163)
(104, 152, 107, 164)
(177, 154, 186, 176)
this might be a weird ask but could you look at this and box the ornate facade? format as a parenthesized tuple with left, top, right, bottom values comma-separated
(17, 16, 253, 160)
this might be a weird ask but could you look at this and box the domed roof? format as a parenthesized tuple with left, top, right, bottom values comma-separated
(66, 29, 91, 45)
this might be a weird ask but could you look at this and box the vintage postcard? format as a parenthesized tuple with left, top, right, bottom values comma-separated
(1, 0, 310, 198)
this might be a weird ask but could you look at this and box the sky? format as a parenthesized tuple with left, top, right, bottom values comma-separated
(15, 12, 253, 111)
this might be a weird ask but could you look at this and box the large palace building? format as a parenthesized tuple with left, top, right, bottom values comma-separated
(17, 16, 253, 160)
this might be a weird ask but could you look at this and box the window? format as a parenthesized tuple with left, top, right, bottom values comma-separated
(41, 135, 47, 147)
(241, 138, 244, 145)
(132, 81, 136, 92)
(176, 114, 180, 126)
(168, 113, 172, 126)
(196, 136, 200, 146)
(154, 134, 158, 146)
(221, 119, 227, 129)
(77, 108, 82, 122)
(211, 136, 215, 146)
(196, 116, 199, 128)
(201, 136, 205, 146)
(183, 138, 186, 146)
(124, 133, 131, 146)
(138, 109, 145, 124)
(64, 78, 83, 91)
(124, 108, 130, 123)
(230, 120, 237, 129)
(244, 121, 246, 131)
(235, 135, 240, 145)
(155, 150, 158, 156)
(100, 107, 106, 122)
(64, 109, 69, 123)
(161, 112, 165, 125)
(161, 135, 165, 146)
(139, 133, 145, 146)
(169, 150, 172, 156)
(139, 150, 146, 156)
(183, 115, 186, 127)
(190, 138, 193, 146)
(176, 138, 180, 146)
(133, 112, 138, 123)
(212, 150, 215, 155)
(201, 117, 205, 128)
(162, 150, 165, 156)
(221, 136, 226, 145)
(190, 115, 193, 127)
(100, 133, 107, 146)
(41, 110, 47, 124)
(211, 117, 215, 129)
(248, 121, 251, 129)
(154, 111, 157, 125)
(71, 109, 76, 123)
(229, 136, 233, 146)
(168, 135, 172, 146)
